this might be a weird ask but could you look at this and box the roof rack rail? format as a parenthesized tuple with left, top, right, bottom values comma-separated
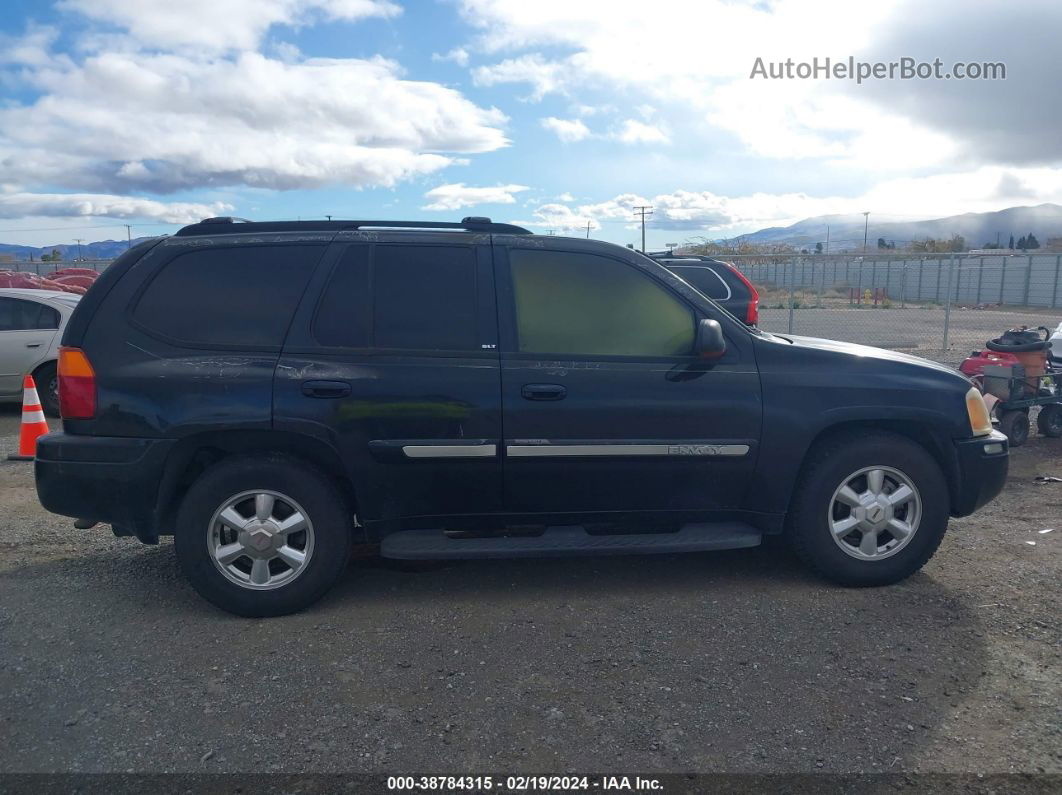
(174, 216, 532, 236)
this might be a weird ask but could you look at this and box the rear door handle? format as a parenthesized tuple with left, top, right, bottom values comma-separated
(521, 383, 567, 401)
(301, 380, 351, 399)
(26, 343, 42, 348)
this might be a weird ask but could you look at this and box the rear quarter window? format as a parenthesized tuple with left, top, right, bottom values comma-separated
(132, 245, 322, 348)
(665, 264, 732, 301)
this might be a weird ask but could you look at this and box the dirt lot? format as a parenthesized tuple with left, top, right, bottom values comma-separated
(0, 406, 1059, 777)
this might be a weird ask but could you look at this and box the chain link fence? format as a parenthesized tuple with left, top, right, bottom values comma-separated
(725, 253, 1062, 365)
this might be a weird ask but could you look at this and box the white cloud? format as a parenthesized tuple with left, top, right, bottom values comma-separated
(472, 54, 570, 100)
(0, 25, 62, 67)
(57, 0, 401, 53)
(551, 167, 1062, 236)
(422, 183, 530, 211)
(512, 203, 599, 233)
(0, 50, 509, 193)
(457, 0, 1054, 171)
(0, 192, 232, 223)
(555, 192, 574, 202)
(613, 119, 668, 145)
(540, 117, 590, 142)
(432, 47, 470, 66)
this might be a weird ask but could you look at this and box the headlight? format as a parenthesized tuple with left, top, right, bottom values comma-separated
(966, 387, 993, 436)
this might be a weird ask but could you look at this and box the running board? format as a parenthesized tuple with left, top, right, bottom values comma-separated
(380, 523, 762, 560)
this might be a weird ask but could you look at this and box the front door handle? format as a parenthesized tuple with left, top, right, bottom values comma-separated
(521, 383, 567, 401)
(26, 343, 42, 348)
(301, 380, 351, 399)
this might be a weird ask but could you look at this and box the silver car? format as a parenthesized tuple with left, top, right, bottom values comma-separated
(0, 288, 81, 416)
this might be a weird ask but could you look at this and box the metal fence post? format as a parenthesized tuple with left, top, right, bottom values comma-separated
(1053, 255, 1061, 309)
(817, 258, 825, 307)
(787, 260, 795, 333)
(1023, 255, 1032, 306)
(999, 258, 1006, 305)
(900, 261, 907, 308)
(976, 257, 984, 305)
(918, 259, 924, 301)
(935, 257, 943, 302)
(942, 254, 955, 353)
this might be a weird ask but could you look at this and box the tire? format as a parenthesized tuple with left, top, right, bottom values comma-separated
(1037, 404, 1062, 438)
(787, 431, 949, 587)
(175, 455, 353, 617)
(33, 362, 60, 417)
(999, 410, 1030, 447)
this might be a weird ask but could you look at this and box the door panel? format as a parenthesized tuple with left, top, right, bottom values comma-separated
(0, 298, 59, 396)
(274, 234, 503, 527)
(496, 243, 761, 516)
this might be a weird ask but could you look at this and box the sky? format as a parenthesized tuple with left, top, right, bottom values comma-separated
(1, 0, 1061, 248)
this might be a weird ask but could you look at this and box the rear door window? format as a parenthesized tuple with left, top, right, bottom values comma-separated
(133, 245, 322, 348)
(0, 298, 59, 331)
(313, 244, 479, 352)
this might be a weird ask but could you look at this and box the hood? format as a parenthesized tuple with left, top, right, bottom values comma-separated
(772, 333, 970, 382)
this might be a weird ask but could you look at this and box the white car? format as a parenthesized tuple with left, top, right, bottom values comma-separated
(1051, 322, 1062, 368)
(0, 288, 81, 416)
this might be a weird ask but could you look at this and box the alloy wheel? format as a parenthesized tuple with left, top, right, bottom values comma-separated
(827, 466, 922, 561)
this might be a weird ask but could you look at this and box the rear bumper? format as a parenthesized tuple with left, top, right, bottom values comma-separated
(950, 430, 1009, 517)
(34, 432, 174, 538)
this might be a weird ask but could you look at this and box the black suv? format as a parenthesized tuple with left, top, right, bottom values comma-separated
(36, 217, 1008, 616)
(649, 253, 760, 326)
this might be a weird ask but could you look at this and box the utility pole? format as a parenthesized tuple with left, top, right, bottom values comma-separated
(325, 215, 332, 221)
(632, 205, 653, 252)
(124, 224, 132, 249)
(74, 238, 84, 261)
(585, 220, 591, 239)
(862, 211, 870, 255)
(825, 225, 830, 255)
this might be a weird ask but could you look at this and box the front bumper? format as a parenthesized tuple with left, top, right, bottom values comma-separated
(950, 430, 1009, 517)
(34, 432, 175, 539)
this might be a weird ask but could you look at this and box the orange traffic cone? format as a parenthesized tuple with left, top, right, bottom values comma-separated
(7, 375, 50, 461)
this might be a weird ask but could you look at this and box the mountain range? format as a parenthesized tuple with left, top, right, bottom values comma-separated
(3, 203, 1062, 260)
(734, 203, 1062, 251)
(0, 236, 155, 262)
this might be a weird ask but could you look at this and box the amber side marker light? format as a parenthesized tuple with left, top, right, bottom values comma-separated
(58, 347, 96, 419)
(966, 386, 993, 437)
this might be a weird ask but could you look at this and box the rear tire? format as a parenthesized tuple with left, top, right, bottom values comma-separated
(33, 362, 60, 417)
(787, 431, 949, 587)
(1036, 404, 1062, 438)
(175, 455, 352, 617)
(999, 410, 1030, 447)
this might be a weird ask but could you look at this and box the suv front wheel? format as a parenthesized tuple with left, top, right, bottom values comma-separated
(787, 431, 949, 586)
(175, 455, 352, 616)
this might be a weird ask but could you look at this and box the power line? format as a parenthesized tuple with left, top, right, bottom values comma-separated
(632, 205, 653, 253)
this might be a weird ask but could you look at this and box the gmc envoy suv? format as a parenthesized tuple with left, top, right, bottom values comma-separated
(35, 217, 1008, 616)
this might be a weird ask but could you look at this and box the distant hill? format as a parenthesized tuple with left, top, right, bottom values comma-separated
(737, 203, 1062, 251)
(0, 236, 156, 262)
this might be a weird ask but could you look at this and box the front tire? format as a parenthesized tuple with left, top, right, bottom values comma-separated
(175, 455, 353, 617)
(787, 431, 949, 587)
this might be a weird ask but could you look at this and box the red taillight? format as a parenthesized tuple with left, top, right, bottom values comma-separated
(725, 262, 760, 326)
(58, 346, 96, 419)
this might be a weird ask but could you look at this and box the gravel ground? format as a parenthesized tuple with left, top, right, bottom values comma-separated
(0, 404, 1059, 777)
(756, 305, 1062, 366)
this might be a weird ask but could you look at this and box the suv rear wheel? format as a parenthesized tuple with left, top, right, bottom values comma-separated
(175, 455, 352, 616)
(787, 431, 949, 587)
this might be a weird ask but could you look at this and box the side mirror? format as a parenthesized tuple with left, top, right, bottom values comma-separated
(695, 318, 726, 360)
